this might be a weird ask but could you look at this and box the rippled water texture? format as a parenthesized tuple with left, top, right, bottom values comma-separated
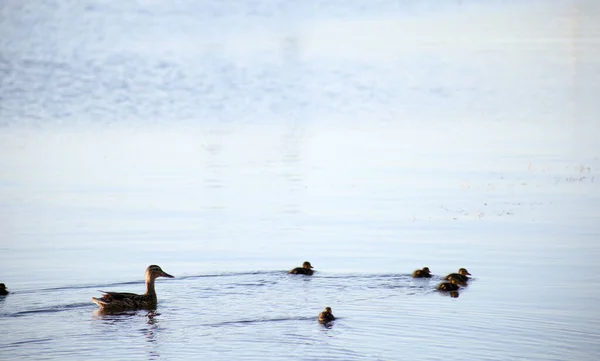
(1, 0, 600, 360)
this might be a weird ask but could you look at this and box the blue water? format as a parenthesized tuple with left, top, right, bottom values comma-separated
(1, 0, 600, 360)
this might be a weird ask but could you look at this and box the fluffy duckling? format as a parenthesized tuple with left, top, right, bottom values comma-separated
(289, 261, 314, 275)
(318, 307, 335, 324)
(91, 265, 174, 312)
(436, 278, 461, 291)
(444, 268, 472, 283)
(411, 267, 432, 278)
(0, 283, 8, 296)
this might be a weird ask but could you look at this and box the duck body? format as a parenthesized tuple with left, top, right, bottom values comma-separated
(412, 267, 432, 278)
(289, 267, 314, 275)
(436, 279, 460, 291)
(318, 307, 335, 324)
(445, 274, 468, 285)
(444, 268, 471, 283)
(92, 291, 158, 311)
(289, 261, 314, 275)
(91, 265, 173, 312)
(0, 283, 8, 296)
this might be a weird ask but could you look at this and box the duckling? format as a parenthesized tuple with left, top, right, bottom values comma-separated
(0, 283, 8, 296)
(91, 265, 174, 312)
(289, 261, 314, 275)
(436, 278, 460, 291)
(444, 268, 472, 283)
(318, 307, 335, 324)
(411, 267, 432, 278)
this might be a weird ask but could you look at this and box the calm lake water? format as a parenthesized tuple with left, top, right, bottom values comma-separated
(1, 0, 600, 360)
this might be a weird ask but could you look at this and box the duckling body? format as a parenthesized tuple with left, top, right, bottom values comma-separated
(436, 279, 460, 291)
(0, 283, 8, 296)
(91, 265, 173, 312)
(444, 268, 471, 283)
(318, 307, 335, 324)
(412, 267, 432, 278)
(289, 261, 314, 275)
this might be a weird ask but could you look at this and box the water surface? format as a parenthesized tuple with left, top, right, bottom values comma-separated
(1, 0, 599, 360)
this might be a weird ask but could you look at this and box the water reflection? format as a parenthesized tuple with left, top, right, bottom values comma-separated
(143, 311, 161, 360)
(320, 321, 335, 330)
(436, 290, 460, 298)
(93, 309, 137, 319)
(146, 310, 159, 325)
(93, 304, 157, 317)
(93, 309, 161, 359)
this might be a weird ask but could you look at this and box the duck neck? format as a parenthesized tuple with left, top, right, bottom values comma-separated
(145, 276, 156, 295)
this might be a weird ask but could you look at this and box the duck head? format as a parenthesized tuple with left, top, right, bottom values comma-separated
(302, 261, 313, 269)
(145, 265, 174, 281)
(458, 268, 471, 276)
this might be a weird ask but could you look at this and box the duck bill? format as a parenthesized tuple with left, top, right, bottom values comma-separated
(161, 272, 174, 278)
(465, 271, 472, 276)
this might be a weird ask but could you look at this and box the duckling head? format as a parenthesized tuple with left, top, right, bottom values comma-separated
(458, 268, 471, 276)
(145, 265, 174, 281)
(422, 267, 431, 275)
(302, 261, 313, 269)
(324, 307, 332, 313)
(0, 283, 5, 291)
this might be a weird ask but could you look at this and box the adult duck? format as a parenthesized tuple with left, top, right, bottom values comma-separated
(411, 267, 432, 278)
(289, 261, 314, 275)
(91, 265, 174, 312)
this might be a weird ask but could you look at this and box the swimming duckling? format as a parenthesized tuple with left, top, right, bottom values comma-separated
(444, 268, 471, 283)
(411, 267, 432, 278)
(436, 278, 461, 291)
(318, 307, 335, 324)
(0, 283, 8, 296)
(289, 261, 314, 275)
(91, 265, 174, 312)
